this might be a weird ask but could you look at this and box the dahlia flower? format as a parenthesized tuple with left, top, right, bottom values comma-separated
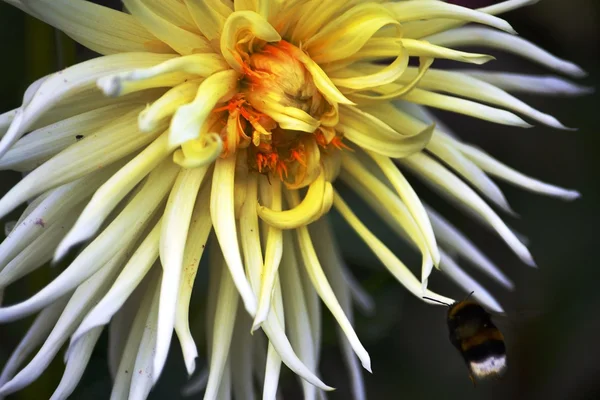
(0, 0, 586, 399)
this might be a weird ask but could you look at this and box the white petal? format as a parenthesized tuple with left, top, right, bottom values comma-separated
(154, 166, 208, 383)
(292, 198, 371, 373)
(399, 153, 535, 266)
(0, 162, 178, 323)
(204, 253, 239, 400)
(231, 311, 256, 400)
(110, 269, 160, 400)
(0, 296, 69, 390)
(128, 274, 162, 400)
(0, 253, 124, 396)
(332, 190, 454, 306)
(0, 167, 117, 271)
(425, 205, 513, 289)
(0, 52, 175, 159)
(310, 219, 366, 400)
(175, 182, 213, 376)
(53, 131, 175, 257)
(51, 327, 103, 400)
(427, 27, 586, 77)
(280, 231, 319, 400)
(210, 156, 257, 316)
(439, 251, 504, 313)
(72, 220, 162, 343)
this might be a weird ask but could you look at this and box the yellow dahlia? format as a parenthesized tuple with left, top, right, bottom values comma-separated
(0, 0, 586, 398)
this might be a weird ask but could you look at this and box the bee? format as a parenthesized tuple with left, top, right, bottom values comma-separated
(425, 292, 507, 385)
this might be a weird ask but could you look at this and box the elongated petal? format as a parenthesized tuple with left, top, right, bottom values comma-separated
(427, 27, 586, 77)
(0, 108, 163, 220)
(425, 206, 513, 289)
(71, 219, 162, 343)
(123, 0, 212, 55)
(0, 296, 69, 391)
(110, 269, 160, 400)
(332, 191, 454, 306)
(51, 327, 103, 400)
(400, 153, 534, 266)
(0, 253, 124, 396)
(211, 155, 257, 316)
(0, 52, 174, 159)
(56, 132, 174, 256)
(154, 166, 208, 383)
(175, 182, 213, 376)
(290, 190, 371, 373)
(12, 0, 171, 55)
(231, 311, 256, 400)
(0, 162, 178, 323)
(184, 0, 231, 42)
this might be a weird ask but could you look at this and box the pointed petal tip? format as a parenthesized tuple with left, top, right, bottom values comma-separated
(184, 358, 196, 377)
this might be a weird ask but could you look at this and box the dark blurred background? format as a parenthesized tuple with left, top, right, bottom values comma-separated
(0, 1, 598, 399)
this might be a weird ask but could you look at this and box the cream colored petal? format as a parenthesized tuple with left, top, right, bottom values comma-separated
(0, 103, 143, 172)
(0, 108, 17, 138)
(400, 153, 534, 266)
(310, 219, 366, 400)
(331, 51, 409, 91)
(340, 153, 434, 288)
(141, 0, 199, 33)
(204, 255, 239, 400)
(128, 274, 161, 400)
(455, 142, 580, 200)
(280, 231, 319, 400)
(139, 81, 201, 132)
(332, 191, 454, 306)
(427, 135, 515, 214)
(175, 182, 213, 376)
(110, 269, 160, 400)
(154, 166, 208, 383)
(439, 251, 503, 313)
(425, 205, 513, 289)
(56, 133, 175, 258)
(184, 0, 231, 42)
(253, 177, 283, 330)
(339, 114, 434, 159)
(231, 310, 256, 400)
(0, 162, 178, 323)
(401, 38, 493, 65)
(427, 27, 586, 77)
(220, 11, 280, 72)
(173, 133, 224, 169)
(305, 3, 400, 64)
(406, 68, 572, 129)
(400, 88, 533, 127)
(123, 0, 212, 55)
(0, 108, 163, 220)
(0, 253, 124, 396)
(9, 0, 172, 55)
(257, 173, 327, 230)
(263, 342, 282, 400)
(386, 1, 516, 34)
(0, 53, 174, 159)
(0, 209, 80, 288)
(170, 69, 239, 146)
(211, 156, 257, 316)
(366, 150, 440, 265)
(291, 193, 371, 373)
(98, 54, 228, 98)
(0, 296, 69, 391)
(0, 167, 116, 272)
(71, 220, 161, 344)
(51, 327, 103, 400)
(237, 174, 265, 324)
(456, 71, 593, 96)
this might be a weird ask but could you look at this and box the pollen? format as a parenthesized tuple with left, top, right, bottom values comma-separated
(216, 40, 347, 187)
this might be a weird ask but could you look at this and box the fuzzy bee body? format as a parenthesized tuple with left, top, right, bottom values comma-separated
(447, 300, 507, 384)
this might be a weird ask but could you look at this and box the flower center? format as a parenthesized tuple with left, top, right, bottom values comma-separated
(215, 40, 346, 187)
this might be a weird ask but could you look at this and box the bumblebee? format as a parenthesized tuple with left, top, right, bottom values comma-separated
(426, 293, 507, 385)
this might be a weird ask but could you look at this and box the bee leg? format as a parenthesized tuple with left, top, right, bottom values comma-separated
(469, 374, 477, 388)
